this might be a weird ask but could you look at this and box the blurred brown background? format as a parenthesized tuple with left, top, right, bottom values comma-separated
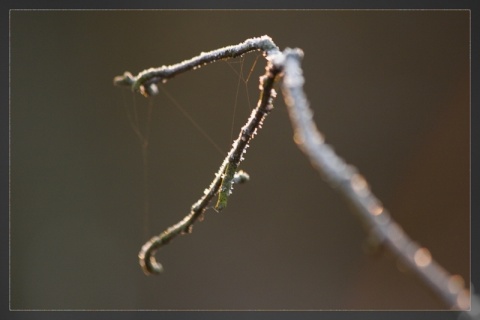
(10, 10, 469, 310)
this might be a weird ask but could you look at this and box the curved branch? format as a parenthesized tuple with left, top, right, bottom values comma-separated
(279, 48, 471, 310)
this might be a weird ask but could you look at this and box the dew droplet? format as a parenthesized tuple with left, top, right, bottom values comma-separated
(351, 174, 369, 196)
(414, 247, 432, 268)
(447, 275, 465, 294)
(369, 200, 384, 216)
(293, 132, 303, 145)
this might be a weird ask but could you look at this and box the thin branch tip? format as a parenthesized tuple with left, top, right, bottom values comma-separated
(138, 238, 164, 275)
(113, 71, 134, 86)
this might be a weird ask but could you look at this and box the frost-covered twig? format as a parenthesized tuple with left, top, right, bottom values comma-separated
(114, 36, 471, 311)
(114, 36, 281, 274)
(279, 48, 470, 310)
(113, 35, 279, 97)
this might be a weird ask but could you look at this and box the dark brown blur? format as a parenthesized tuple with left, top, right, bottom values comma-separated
(10, 10, 469, 310)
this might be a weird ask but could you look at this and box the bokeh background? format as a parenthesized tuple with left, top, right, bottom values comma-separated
(10, 10, 469, 310)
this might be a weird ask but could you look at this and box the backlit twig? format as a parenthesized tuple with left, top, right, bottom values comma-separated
(114, 37, 472, 312)
(279, 47, 470, 310)
(113, 35, 279, 97)
(115, 36, 281, 274)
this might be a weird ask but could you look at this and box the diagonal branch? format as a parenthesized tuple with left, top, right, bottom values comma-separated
(138, 62, 280, 274)
(279, 47, 471, 311)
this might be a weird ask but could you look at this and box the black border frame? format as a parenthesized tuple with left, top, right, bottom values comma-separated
(2, 1, 478, 319)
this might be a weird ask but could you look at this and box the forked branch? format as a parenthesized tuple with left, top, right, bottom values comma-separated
(115, 36, 281, 274)
(114, 36, 471, 312)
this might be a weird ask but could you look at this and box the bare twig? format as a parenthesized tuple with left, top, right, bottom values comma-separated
(115, 36, 281, 274)
(113, 35, 279, 97)
(114, 36, 471, 311)
(279, 47, 470, 310)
